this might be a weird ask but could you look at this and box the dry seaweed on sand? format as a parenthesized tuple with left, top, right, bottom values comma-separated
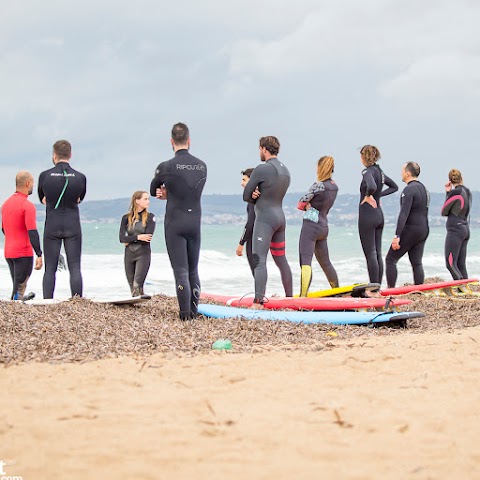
(1, 290, 480, 366)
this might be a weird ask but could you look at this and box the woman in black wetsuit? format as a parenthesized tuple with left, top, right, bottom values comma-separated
(119, 191, 156, 296)
(297, 156, 338, 296)
(441, 169, 472, 280)
(358, 145, 398, 285)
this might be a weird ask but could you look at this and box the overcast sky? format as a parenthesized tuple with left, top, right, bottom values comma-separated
(1, 0, 479, 202)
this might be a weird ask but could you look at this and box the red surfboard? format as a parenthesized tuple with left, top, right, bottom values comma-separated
(201, 293, 411, 311)
(380, 278, 479, 296)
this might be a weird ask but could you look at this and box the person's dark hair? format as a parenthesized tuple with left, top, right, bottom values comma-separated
(53, 140, 71, 159)
(404, 162, 420, 177)
(171, 122, 190, 145)
(259, 136, 280, 156)
(241, 168, 254, 178)
(360, 145, 381, 166)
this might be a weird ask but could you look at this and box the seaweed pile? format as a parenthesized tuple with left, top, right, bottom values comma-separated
(1, 287, 479, 365)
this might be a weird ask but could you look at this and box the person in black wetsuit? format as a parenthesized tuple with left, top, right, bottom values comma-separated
(150, 123, 207, 320)
(297, 156, 339, 296)
(236, 168, 256, 276)
(358, 145, 398, 285)
(119, 191, 156, 296)
(385, 162, 430, 287)
(243, 136, 292, 306)
(441, 169, 472, 280)
(38, 140, 87, 298)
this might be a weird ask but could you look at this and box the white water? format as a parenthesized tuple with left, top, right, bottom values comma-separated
(0, 225, 478, 300)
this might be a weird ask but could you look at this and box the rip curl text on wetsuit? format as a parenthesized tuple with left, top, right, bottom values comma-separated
(150, 149, 207, 319)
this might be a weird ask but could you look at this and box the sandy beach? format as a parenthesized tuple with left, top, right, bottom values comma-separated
(1, 294, 480, 479)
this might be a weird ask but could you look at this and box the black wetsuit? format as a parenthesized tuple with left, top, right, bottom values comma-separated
(386, 180, 430, 287)
(150, 149, 207, 319)
(119, 212, 156, 295)
(441, 185, 472, 280)
(358, 164, 398, 284)
(6, 258, 34, 300)
(243, 158, 292, 303)
(298, 179, 339, 295)
(38, 161, 87, 298)
(239, 203, 255, 275)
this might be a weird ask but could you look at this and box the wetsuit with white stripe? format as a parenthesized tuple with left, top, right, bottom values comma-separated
(119, 212, 156, 296)
(239, 203, 256, 275)
(297, 179, 338, 295)
(243, 158, 292, 303)
(441, 185, 472, 280)
(38, 161, 87, 298)
(150, 149, 207, 319)
(385, 180, 430, 287)
(358, 164, 398, 284)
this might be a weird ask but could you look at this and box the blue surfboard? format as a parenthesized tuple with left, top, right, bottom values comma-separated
(198, 303, 424, 325)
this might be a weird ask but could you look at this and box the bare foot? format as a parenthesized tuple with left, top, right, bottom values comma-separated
(251, 303, 264, 310)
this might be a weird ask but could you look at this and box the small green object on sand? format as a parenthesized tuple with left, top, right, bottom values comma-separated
(212, 339, 232, 350)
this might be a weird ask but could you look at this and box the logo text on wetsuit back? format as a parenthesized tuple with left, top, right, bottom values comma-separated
(176, 164, 205, 171)
(50, 173, 76, 177)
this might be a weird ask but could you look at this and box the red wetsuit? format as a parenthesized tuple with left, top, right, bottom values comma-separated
(2, 191, 42, 300)
(1, 192, 39, 258)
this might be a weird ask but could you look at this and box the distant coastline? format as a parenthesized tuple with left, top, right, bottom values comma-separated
(35, 192, 480, 227)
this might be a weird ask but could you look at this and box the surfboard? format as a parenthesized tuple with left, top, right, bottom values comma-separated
(198, 303, 424, 325)
(23, 295, 152, 306)
(92, 294, 152, 305)
(380, 279, 479, 296)
(201, 293, 411, 311)
(305, 283, 381, 298)
(23, 298, 68, 306)
(449, 284, 480, 297)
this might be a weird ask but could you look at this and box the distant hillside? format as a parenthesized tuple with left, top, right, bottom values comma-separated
(34, 192, 480, 227)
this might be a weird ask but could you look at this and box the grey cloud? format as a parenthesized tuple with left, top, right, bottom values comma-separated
(0, 1, 479, 201)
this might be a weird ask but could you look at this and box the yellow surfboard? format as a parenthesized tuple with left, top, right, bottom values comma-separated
(301, 283, 380, 298)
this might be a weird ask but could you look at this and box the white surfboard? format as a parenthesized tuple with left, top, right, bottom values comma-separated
(23, 298, 69, 306)
(23, 295, 152, 306)
(92, 295, 152, 305)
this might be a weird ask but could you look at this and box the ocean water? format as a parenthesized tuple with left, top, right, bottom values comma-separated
(0, 222, 478, 300)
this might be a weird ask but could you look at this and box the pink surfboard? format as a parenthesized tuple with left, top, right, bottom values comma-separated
(201, 293, 411, 311)
(379, 278, 478, 296)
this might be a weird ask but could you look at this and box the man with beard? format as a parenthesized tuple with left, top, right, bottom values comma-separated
(1, 171, 43, 300)
(243, 136, 293, 306)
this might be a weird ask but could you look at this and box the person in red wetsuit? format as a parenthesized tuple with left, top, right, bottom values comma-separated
(1, 171, 43, 300)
